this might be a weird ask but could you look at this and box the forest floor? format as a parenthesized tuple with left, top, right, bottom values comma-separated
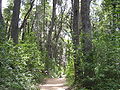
(39, 78, 69, 90)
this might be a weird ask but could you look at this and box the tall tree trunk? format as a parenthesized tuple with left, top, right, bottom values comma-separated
(81, 0, 95, 89)
(81, 0, 92, 54)
(47, 0, 57, 58)
(0, 0, 5, 43)
(45, 0, 57, 74)
(19, 0, 35, 31)
(72, 0, 83, 86)
(0, 0, 3, 20)
(20, 0, 35, 41)
(53, 1, 65, 61)
(11, 0, 21, 44)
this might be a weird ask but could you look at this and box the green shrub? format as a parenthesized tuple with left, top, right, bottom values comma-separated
(0, 41, 46, 89)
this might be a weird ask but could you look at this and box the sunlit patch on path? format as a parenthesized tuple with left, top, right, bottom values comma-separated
(39, 78, 69, 90)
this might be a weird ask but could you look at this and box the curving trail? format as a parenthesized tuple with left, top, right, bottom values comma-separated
(39, 78, 69, 90)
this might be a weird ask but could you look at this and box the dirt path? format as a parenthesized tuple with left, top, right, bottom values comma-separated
(39, 78, 69, 90)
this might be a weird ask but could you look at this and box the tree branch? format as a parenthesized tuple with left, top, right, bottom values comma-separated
(19, 0, 35, 31)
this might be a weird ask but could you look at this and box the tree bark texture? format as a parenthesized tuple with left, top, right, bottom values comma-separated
(72, 0, 83, 86)
(45, 0, 57, 74)
(11, 0, 21, 44)
(47, 0, 57, 58)
(20, 0, 35, 31)
(0, 0, 6, 43)
(81, 0, 95, 89)
(0, 0, 3, 20)
(81, 0, 92, 55)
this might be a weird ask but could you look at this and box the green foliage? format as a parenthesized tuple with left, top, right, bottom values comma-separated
(66, 31, 120, 90)
(0, 40, 46, 89)
(1, 0, 120, 89)
(92, 31, 120, 90)
(65, 40, 75, 85)
(0, 20, 6, 43)
(48, 58, 65, 78)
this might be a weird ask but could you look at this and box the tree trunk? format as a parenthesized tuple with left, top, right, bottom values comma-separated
(0, 0, 3, 20)
(47, 0, 57, 58)
(45, 0, 57, 74)
(0, 0, 5, 43)
(11, 0, 21, 44)
(53, 2, 65, 60)
(81, 0, 92, 55)
(19, 0, 35, 31)
(72, 0, 83, 86)
(81, 0, 95, 89)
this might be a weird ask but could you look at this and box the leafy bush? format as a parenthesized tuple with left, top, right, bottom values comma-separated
(0, 41, 46, 89)
(92, 31, 120, 90)
(66, 31, 120, 90)
(65, 41, 75, 85)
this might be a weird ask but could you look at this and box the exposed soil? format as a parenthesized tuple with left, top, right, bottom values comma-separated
(39, 78, 69, 90)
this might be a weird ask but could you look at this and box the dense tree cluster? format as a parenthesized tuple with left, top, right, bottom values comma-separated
(0, 0, 120, 89)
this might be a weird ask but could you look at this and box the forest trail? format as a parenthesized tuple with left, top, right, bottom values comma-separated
(39, 78, 69, 90)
